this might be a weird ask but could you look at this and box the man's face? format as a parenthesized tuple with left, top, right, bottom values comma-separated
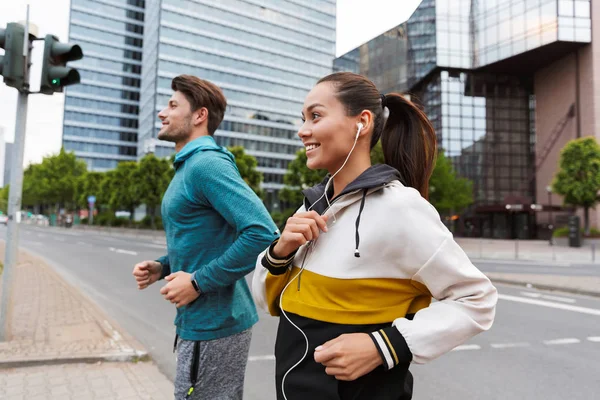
(157, 91, 193, 143)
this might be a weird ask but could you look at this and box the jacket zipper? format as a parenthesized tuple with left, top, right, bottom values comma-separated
(296, 184, 387, 291)
(296, 188, 366, 291)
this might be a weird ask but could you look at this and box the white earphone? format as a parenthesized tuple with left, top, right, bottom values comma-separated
(356, 122, 363, 138)
(281, 121, 365, 399)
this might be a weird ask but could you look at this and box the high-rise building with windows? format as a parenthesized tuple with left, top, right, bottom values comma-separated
(138, 0, 336, 209)
(62, 0, 145, 171)
(335, 0, 594, 239)
(64, 0, 337, 209)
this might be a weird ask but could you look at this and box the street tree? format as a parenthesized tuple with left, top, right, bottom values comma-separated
(428, 150, 473, 216)
(227, 146, 263, 197)
(108, 161, 140, 222)
(134, 154, 172, 228)
(41, 148, 87, 212)
(21, 164, 47, 211)
(552, 136, 600, 235)
(75, 171, 107, 211)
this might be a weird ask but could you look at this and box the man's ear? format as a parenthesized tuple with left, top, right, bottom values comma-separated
(193, 107, 209, 127)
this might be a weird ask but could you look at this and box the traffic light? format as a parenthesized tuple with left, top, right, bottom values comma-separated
(39, 34, 82, 94)
(0, 23, 26, 90)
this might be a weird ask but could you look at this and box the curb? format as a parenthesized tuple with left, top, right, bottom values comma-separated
(471, 258, 573, 267)
(0, 243, 152, 371)
(0, 350, 150, 369)
(489, 277, 600, 298)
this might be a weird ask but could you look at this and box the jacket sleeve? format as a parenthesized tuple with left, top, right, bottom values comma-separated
(252, 208, 304, 315)
(251, 245, 294, 316)
(156, 255, 171, 280)
(187, 152, 279, 293)
(370, 189, 497, 369)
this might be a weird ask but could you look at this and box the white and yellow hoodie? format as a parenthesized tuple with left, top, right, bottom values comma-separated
(252, 164, 498, 399)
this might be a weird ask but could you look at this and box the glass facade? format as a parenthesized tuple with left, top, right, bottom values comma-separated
(64, 0, 145, 171)
(406, 0, 437, 88)
(334, 0, 590, 239)
(137, 0, 336, 209)
(471, 0, 591, 67)
(333, 48, 359, 74)
(414, 71, 535, 238)
(333, 26, 408, 94)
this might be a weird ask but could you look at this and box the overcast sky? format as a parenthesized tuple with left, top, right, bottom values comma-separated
(0, 0, 421, 166)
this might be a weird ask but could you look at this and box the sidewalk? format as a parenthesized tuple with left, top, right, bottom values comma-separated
(0, 242, 174, 399)
(456, 237, 600, 264)
(485, 272, 600, 297)
(454, 238, 600, 297)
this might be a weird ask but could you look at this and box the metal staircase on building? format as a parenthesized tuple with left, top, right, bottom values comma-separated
(535, 104, 576, 171)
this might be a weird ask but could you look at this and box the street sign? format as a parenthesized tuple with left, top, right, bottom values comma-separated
(87, 195, 96, 204)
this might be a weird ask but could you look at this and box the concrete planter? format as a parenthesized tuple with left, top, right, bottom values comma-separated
(552, 237, 600, 247)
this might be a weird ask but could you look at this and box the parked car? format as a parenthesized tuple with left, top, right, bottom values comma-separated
(0, 214, 8, 225)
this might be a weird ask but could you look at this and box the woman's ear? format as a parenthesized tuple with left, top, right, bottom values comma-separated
(358, 110, 374, 136)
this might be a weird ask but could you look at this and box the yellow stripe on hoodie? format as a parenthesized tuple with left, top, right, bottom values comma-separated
(267, 266, 431, 324)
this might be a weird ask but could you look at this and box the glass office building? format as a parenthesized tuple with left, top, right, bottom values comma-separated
(335, 0, 591, 239)
(63, 0, 145, 171)
(138, 0, 336, 209)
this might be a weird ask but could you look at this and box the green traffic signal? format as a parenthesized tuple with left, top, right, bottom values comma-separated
(40, 34, 83, 94)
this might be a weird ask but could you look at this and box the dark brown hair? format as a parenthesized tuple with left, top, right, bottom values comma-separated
(171, 75, 227, 135)
(317, 72, 437, 199)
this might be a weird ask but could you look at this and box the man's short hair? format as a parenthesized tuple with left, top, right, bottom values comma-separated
(171, 75, 227, 135)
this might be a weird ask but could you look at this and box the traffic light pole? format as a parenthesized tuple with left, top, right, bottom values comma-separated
(0, 6, 30, 342)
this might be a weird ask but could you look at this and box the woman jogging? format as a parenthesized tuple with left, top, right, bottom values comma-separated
(252, 72, 498, 400)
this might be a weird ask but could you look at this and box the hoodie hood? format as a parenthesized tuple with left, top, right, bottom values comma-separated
(302, 163, 404, 259)
(173, 136, 235, 169)
(303, 164, 403, 214)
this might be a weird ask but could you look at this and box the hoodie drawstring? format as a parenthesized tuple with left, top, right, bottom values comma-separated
(354, 189, 368, 257)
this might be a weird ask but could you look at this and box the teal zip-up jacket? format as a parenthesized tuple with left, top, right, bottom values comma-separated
(157, 136, 278, 341)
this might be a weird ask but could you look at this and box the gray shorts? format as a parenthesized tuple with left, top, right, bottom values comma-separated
(174, 329, 252, 400)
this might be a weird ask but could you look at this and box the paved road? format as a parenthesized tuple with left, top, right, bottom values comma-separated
(2, 225, 600, 400)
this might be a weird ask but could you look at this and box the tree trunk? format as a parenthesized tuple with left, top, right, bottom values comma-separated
(150, 205, 156, 230)
(584, 207, 590, 236)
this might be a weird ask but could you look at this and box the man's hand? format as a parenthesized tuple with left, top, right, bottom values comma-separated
(132, 260, 162, 290)
(313, 333, 383, 381)
(160, 271, 200, 308)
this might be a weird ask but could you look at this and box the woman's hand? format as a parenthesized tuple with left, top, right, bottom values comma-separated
(272, 211, 328, 257)
(313, 333, 383, 381)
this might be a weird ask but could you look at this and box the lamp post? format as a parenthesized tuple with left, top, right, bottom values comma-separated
(506, 204, 518, 259)
(547, 185, 553, 245)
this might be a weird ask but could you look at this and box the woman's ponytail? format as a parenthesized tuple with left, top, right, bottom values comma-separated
(380, 93, 437, 199)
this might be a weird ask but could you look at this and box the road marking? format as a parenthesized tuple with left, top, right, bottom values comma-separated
(543, 338, 581, 345)
(520, 292, 576, 304)
(109, 247, 138, 256)
(491, 342, 530, 349)
(498, 294, 600, 316)
(248, 355, 275, 362)
(77, 241, 89, 246)
(55, 238, 65, 242)
(37, 234, 46, 238)
(452, 344, 481, 351)
(587, 337, 600, 342)
(28, 241, 43, 246)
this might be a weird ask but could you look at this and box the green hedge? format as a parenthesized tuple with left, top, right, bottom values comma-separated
(80, 213, 163, 230)
(553, 227, 600, 238)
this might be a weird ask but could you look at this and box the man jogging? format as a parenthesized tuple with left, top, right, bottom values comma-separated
(132, 75, 277, 399)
